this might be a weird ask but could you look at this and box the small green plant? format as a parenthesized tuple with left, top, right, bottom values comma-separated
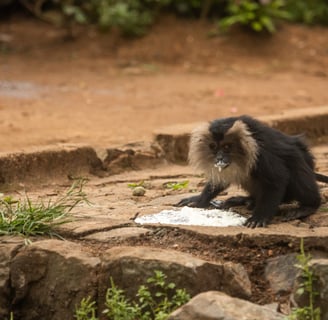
(95, 1, 153, 36)
(128, 181, 146, 189)
(219, 0, 291, 33)
(75, 270, 190, 320)
(62, 3, 88, 25)
(103, 278, 137, 320)
(0, 178, 88, 240)
(288, 238, 321, 320)
(75, 296, 98, 320)
(163, 181, 189, 191)
(285, 0, 328, 25)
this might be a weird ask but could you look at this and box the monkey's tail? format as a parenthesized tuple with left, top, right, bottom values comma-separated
(316, 172, 328, 183)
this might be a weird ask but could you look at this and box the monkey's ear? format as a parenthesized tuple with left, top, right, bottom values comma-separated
(190, 122, 211, 143)
(225, 120, 258, 170)
(225, 120, 251, 139)
(188, 122, 216, 175)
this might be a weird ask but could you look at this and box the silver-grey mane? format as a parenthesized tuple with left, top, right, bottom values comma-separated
(188, 120, 258, 187)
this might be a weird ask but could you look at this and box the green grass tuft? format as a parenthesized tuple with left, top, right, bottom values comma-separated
(0, 179, 89, 240)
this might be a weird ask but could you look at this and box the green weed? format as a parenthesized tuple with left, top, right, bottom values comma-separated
(75, 296, 98, 320)
(75, 270, 190, 320)
(219, 0, 291, 33)
(95, 1, 153, 36)
(163, 181, 189, 191)
(128, 181, 146, 189)
(319, 206, 328, 212)
(288, 238, 321, 320)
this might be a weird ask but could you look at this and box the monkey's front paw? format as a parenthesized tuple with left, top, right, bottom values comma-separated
(175, 195, 207, 208)
(175, 198, 193, 207)
(208, 200, 229, 210)
(244, 216, 269, 228)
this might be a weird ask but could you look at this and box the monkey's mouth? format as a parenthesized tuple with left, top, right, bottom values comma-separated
(214, 160, 230, 172)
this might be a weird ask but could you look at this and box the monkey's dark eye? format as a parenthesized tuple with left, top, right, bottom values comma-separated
(209, 142, 217, 151)
(222, 143, 232, 152)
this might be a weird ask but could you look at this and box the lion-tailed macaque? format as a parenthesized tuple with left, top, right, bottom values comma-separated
(176, 115, 328, 228)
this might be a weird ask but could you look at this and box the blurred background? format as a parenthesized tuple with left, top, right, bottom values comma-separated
(0, 0, 328, 153)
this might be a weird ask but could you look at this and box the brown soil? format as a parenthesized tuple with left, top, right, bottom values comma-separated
(81, 226, 294, 307)
(1, 14, 328, 314)
(1, 14, 328, 153)
(33, 165, 328, 310)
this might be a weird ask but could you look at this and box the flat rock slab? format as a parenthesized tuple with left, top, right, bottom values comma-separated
(83, 226, 152, 241)
(12, 158, 325, 245)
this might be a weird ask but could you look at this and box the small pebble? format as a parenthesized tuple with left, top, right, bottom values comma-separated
(133, 186, 146, 196)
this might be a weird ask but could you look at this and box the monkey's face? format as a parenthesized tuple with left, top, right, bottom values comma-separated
(189, 119, 258, 183)
(209, 139, 241, 172)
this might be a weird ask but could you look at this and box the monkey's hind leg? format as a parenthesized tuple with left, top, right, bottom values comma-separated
(282, 191, 321, 222)
(280, 166, 322, 222)
(282, 194, 321, 221)
(282, 206, 319, 222)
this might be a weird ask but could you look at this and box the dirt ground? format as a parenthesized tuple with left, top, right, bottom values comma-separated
(24, 164, 328, 309)
(1, 14, 328, 153)
(1, 14, 328, 313)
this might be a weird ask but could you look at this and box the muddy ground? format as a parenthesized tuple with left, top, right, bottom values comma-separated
(1, 13, 328, 313)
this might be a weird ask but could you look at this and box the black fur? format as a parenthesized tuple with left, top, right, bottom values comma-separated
(176, 115, 327, 228)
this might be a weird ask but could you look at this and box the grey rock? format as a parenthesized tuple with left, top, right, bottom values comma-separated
(104, 142, 165, 174)
(10, 239, 100, 320)
(168, 291, 284, 320)
(0, 238, 22, 319)
(312, 259, 328, 320)
(265, 253, 298, 294)
(133, 186, 146, 196)
(99, 246, 251, 308)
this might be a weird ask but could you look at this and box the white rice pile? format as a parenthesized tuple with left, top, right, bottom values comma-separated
(135, 206, 246, 227)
